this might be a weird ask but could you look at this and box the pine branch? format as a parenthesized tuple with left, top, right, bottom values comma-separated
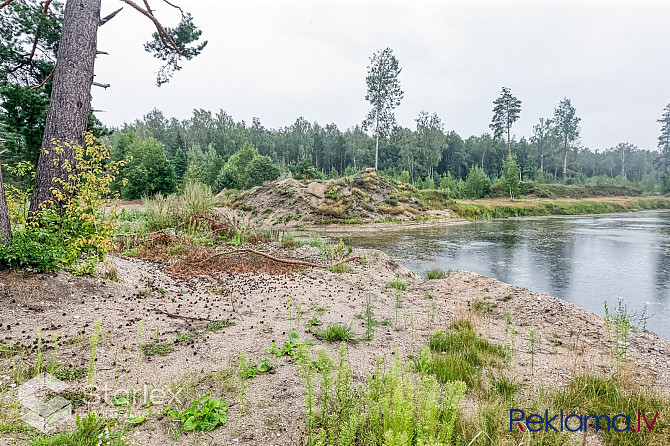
(100, 7, 123, 25)
(119, 0, 181, 55)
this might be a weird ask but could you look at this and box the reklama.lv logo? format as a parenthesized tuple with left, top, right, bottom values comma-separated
(510, 409, 659, 433)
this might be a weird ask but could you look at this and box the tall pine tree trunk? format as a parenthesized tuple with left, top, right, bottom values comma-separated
(0, 158, 12, 245)
(374, 109, 379, 170)
(29, 0, 101, 214)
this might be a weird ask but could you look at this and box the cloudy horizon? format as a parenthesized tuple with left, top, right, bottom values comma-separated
(94, 0, 670, 152)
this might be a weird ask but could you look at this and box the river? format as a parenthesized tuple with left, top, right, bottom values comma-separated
(332, 210, 670, 338)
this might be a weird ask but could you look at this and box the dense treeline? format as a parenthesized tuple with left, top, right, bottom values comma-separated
(109, 107, 670, 199)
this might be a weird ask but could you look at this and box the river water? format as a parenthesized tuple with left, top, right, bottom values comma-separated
(333, 210, 670, 338)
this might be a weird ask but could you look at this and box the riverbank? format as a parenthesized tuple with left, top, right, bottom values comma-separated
(1, 242, 669, 445)
(449, 196, 670, 221)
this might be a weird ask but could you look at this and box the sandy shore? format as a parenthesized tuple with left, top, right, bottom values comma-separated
(1, 246, 669, 445)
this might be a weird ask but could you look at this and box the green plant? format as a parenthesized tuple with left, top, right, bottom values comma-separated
(528, 328, 538, 375)
(87, 321, 101, 390)
(206, 320, 231, 332)
(297, 343, 467, 446)
(266, 331, 300, 357)
(0, 134, 124, 272)
(168, 395, 228, 432)
(604, 298, 631, 372)
(306, 317, 322, 328)
(142, 341, 173, 357)
(364, 295, 375, 341)
(53, 365, 87, 381)
(175, 332, 195, 345)
(29, 412, 131, 446)
(315, 324, 357, 343)
(388, 274, 406, 291)
(419, 320, 506, 388)
(471, 297, 495, 315)
(425, 269, 447, 279)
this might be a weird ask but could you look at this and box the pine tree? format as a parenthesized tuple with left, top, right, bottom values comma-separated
(490, 87, 522, 156)
(658, 103, 670, 171)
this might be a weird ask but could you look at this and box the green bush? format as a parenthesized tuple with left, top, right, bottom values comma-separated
(244, 155, 280, 188)
(464, 165, 491, 199)
(0, 134, 121, 272)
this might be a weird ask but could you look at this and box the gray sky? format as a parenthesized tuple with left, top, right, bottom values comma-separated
(95, 0, 670, 151)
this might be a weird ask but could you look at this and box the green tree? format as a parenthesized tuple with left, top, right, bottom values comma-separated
(661, 168, 670, 194)
(290, 158, 322, 180)
(227, 142, 258, 179)
(214, 163, 239, 191)
(363, 47, 404, 171)
(657, 103, 670, 171)
(500, 154, 520, 200)
(172, 147, 188, 179)
(7, 0, 207, 214)
(184, 144, 224, 187)
(490, 87, 522, 156)
(116, 134, 176, 199)
(553, 97, 581, 182)
(415, 111, 445, 179)
(245, 155, 280, 188)
(439, 172, 463, 198)
(530, 117, 554, 175)
(464, 165, 490, 199)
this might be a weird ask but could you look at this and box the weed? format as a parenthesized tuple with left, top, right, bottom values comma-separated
(206, 320, 231, 332)
(175, 332, 195, 345)
(306, 317, 322, 328)
(315, 324, 357, 343)
(604, 298, 631, 373)
(88, 321, 101, 390)
(297, 344, 466, 446)
(364, 294, 375, 341)
(388, 274, 407, 291)
(168, 395, 228, 432)
(528, 328, 538, 375)
(142, 342, 173, 357)
(419, 320, 506, 388)
(490, 375, 518, 400)
(266, 331, 301, 357)
(471, 297, 495, 315)
(328, 262, 351, 273)
(53, 365, 87, 381)
(425, 269, 447, 279)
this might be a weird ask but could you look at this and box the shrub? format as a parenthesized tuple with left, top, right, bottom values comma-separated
(0, 133, 123, 272)
(244, 155, 280, 188)
(464, 165, 491, 199)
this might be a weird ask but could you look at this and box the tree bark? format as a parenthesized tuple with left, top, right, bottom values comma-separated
(29, 0, 101, 214)
(0, 157, 12, 245)
(374, 110, 379, 170)
(562, 145, 568, 182)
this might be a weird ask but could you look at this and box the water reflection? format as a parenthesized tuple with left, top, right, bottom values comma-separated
(331, 210, 670, 338)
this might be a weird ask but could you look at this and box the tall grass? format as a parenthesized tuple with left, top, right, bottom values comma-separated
(143, 181, 214, 231)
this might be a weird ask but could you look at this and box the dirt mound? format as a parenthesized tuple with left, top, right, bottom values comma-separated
(229, 169, 449, 226)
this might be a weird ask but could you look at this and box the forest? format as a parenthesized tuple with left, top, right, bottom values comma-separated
(98, 101, 670, 200)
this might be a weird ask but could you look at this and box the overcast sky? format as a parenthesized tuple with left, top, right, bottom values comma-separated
(94, 0, 670, 151)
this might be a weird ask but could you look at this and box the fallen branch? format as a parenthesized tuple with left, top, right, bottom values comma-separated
(193, 248, 360, 270)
